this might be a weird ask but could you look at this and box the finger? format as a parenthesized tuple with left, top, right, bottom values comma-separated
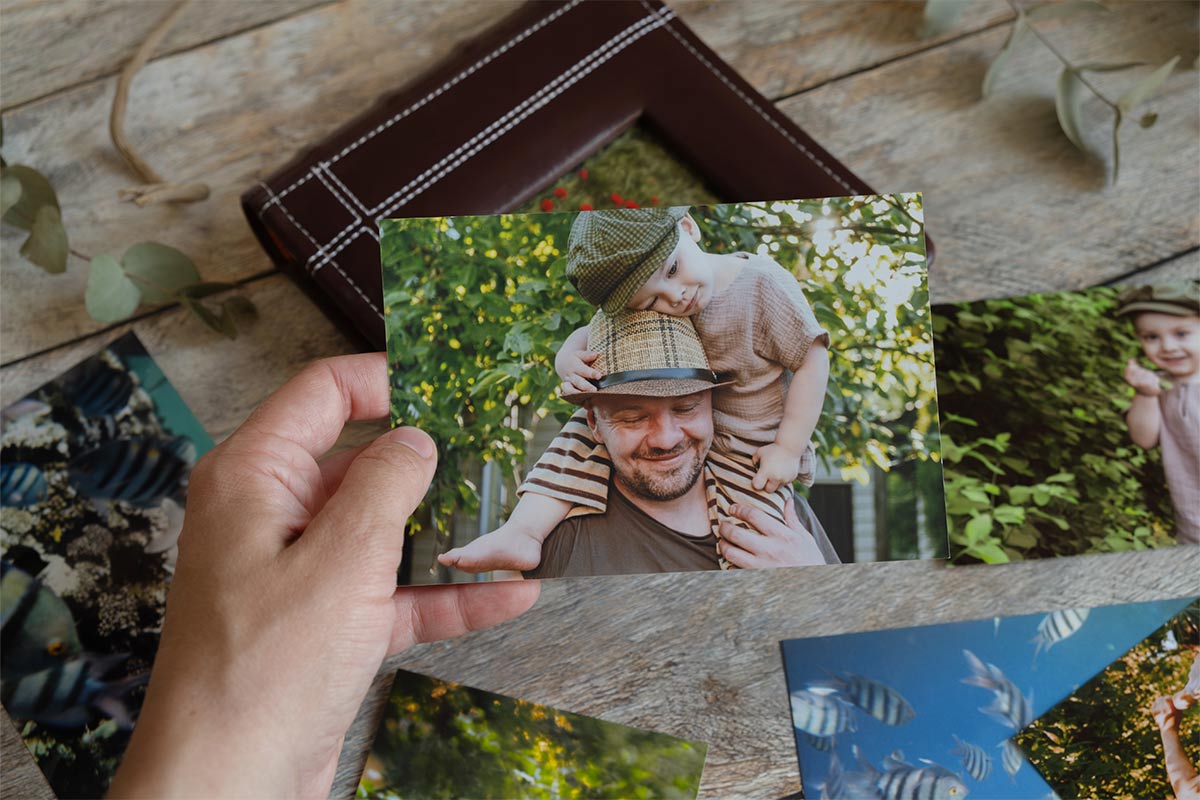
(580, 351, 599, 364)
(784, 494, 800, 529)
(300, 426, 437, 577)
(318, 443, 371, 497)
(720, 540, 764, 570)
(238, 353, 390, 460)
(389, 581, 541, 655)
(729, 502, 785, 538)
(437, 549, 461, 567)
(765, 478, 781, 494)
(719, 520, 762, 553)
(751, 472, 766, 491)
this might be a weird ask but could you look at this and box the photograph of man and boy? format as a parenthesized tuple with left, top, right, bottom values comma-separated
(381, 195, 944, 584)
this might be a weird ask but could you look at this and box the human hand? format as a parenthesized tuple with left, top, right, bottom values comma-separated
(556, 346, 601, 397)
(1152, 695, 1183, 731)
(751, 442, 802, 493)
(108, 354, 540, 799)
(718, 495, 826, 568)
(1125, 359, 1163, 396)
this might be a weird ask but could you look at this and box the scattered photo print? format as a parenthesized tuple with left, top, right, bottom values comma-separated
(382, 195, 944, 585)
(934, 280, 1199, 563)
(1017, 599, 1200, 800)
(359, 669, 706, 799)
(780, 597, 1194, 799)
(1, 333, 212, 797)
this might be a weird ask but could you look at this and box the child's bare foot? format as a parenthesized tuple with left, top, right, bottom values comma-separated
(438, 524, 545, 573)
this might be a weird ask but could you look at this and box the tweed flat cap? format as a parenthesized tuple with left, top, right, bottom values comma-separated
(1115, 281, 1200, 317)
(566, 206, 690, 313)
(560, 309, 733, 404)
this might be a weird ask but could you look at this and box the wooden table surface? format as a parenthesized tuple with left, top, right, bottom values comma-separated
(2, 2, 1197, 797)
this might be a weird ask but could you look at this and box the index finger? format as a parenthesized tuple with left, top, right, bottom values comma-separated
(237, 353, 391, 458)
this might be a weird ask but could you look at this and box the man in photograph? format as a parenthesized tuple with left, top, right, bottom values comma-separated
(523, 311, 840, 579)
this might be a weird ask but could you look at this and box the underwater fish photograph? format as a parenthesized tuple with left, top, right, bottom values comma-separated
(1016, 599, 1200, 800)
(360, 670, 707, 799)
(780, 597, 1195, 799)
(0, 333, 212, 797)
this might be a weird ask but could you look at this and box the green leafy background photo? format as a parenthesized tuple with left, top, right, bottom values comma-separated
(381, 194, 942, 565)
(933, 286, 1177, 563)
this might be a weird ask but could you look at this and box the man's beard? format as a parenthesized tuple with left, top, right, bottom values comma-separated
(617, 440, 705, 502)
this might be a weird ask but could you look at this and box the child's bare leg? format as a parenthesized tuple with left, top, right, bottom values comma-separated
(438, 493, 573, 572)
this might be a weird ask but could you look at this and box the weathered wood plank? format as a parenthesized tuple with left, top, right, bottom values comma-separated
(0, 0, 524, 366)
(672, 0, 1013, 100)
(0, 0, 332, 110)
(1112, 247, 1199, 284)
(779, 2, 1200, 304)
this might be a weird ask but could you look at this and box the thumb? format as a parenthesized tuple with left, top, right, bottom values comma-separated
(580, 350, 599, 363)
(302, 426, 437, 574)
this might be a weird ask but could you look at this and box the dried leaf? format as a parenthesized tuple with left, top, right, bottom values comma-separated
(0, 173, 21, 218)
(182, 296, 226, 336)
(21, 206, 68, 274)
(2, 165, 59, 231)
(1026, 0, 1108, 21)
(1055, 68, 1089, 150)
(86, 254, 141, 322)
(215, 306, 238, 339)
(122, 241, 200, 304)
(983, 16, 1027, 97)
(223, 295, 257, 318)
(1140, 112, 1158, 128)
(921, 0, 968, 38)
(1117, 56, 1180, 113)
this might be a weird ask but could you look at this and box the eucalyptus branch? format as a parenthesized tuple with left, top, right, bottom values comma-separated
(1006, 0, 1115, 108)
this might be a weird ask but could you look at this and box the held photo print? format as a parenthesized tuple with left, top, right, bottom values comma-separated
(382, 194, 944, 585)
(779, 597, 1195, 800)
(359, 669, 707, 800)
(0, 333, 213, 798)
(933, 281, 1199, 563)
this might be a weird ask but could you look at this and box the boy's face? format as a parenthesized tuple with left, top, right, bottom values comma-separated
(625, 215, 715, 317)
(1134, 312, 1200, 379)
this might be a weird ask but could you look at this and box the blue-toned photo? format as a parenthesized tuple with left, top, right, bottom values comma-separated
(780, 597, 1195, 799)
(1, 333, 213, 798)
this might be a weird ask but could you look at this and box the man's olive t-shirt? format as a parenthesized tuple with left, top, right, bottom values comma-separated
(524, 485, 721, 578)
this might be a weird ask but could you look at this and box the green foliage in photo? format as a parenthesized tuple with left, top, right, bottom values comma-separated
(1016, 601, 1200, 800)
(934, 286, 1175, 563)
(358, 671, 705, 799)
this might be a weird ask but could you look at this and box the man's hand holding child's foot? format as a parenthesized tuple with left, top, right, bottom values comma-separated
(751, 442, 803, 493)
(438, 523, 545, 573)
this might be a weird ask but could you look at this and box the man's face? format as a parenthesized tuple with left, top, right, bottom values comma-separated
(587, 391, 714, 502)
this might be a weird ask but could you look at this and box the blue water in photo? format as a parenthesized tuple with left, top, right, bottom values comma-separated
(781, 597, 1195, 799)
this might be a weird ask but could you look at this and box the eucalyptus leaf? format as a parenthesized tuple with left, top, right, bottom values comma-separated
(177, 281, 237, 300)
(1026, 0, 1108, 21)
(921, 0, 967, 38)
(1117, 56, 1180, 112)
(982, 16, 1027, 97)
(86, 254, 141, 322)
(122, 241, 201, 304)
(1076, 61, 1145, 74)
(215, 306, 239, 339)
(2, 165, 59, 231)
(1055, 68, 1089, 150)
(223, 295, 257, 318)
(21, 205, 68, 274)
(1139, 112, 1158, 128)
(183, 297, 226, 336)
(0, 173, 21, 218)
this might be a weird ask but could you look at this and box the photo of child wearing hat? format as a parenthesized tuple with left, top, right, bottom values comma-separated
(440, 206, 831, 573)
(1117, 282, 1200, 545)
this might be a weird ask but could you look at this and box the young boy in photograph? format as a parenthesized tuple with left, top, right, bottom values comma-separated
(1118, 282, 1200, 545)
(440, 206, 831, 573)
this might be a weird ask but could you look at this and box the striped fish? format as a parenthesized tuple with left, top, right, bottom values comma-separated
(962, 650, 1033, 731)
(1032, 608, 1089, 658)
(804, 732, 836, 752)
(820, 752, 847, 800)
(999, 739, 1022, 781)
(950, 735, 992, 782)
(791, 688, 857, 738)
(64, 360, 133, 418)
(1, 562, 81, 682)
(0, 655, 147, 729)
(0, 462, 47, 508)
(69, 436, 195, 508)
(815, 672, 916, 727)
(852, 746, 970, 800)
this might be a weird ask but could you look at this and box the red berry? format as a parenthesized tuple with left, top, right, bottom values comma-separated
(540, 198, 554, 212)
(610, 192, 623, 205)
(554, 187, 567, 198)
(579, 169, 589, 181)
(624, 200, 639, 209)
(579, 203, 594, 211)
(650, 196, 659, 205)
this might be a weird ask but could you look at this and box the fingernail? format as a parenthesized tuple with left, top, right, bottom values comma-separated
(390, 427, 437, 459)
(729, 504, 740, 515)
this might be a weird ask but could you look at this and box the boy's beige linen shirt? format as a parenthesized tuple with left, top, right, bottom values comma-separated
(1160, 379, 1200, 545)
(694, 253, 829, 460)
